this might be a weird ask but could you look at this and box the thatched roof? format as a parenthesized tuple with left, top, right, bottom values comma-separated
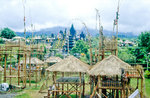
(89, 55, 132, 76)
(0, 66, 3, 71)
(46, 55, 90, 73)
(45, 57, 62, 63)
(20, 57, 44, 65)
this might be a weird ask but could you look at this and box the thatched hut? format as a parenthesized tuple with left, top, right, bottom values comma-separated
(20, 57, 44, 65)
(45, 56, 62, 66)
(89, 55, 132, 98)
(89, 55, 131, 76)
(46, 55, 90, 98)
(20, 57, 44, 84)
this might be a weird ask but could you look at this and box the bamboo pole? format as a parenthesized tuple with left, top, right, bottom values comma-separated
(9, 52, 12, 85)
(79, 72, 82, 98)
(98, 75, 101, 96)
(24, 53, 27, 87)
(137, 78, 139, 89)
(29, 53, 31, 86)
(95, 48, 97, 63)
(54, 72, 57, 98)
(62, 72, 64, 94)
(18, 50, 20, 85)
(141, 71, 143, 98)
(4, 54, 7, 82)
(82, 73, 85, 98)
(36, 67, 37, 88)
(116, 75, 119, 98)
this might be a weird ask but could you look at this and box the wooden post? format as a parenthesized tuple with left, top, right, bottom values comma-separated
(4, 54, 7, 82)
(123, 82, 126, 98)
(98, 75, 101, 96)
(29, 53, 31, 86)
(95, 48, 97, 63)
(54, 72, 57, 98)
(46, 71, 49, 87)
(79, 72, 82, 98)
(102, 49, 105, 60)
(90, 76, 92, 94)
(115, 39, 118, 56)
(36, 68, 37, 88)
(90, 48, 93, 65)
(24, 54, 27, 87)
(141, 71, 143, 98)
(62, 72, 64, 94)
(82, 73, 85, 98)
(116, 75, 119, 98)
(9, 53, 12, 85)
(18, 53, 20, 85)
(120, 90, 122, 98)
(137, 78, 139, 89)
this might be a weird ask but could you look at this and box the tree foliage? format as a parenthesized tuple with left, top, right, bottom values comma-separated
(138, 31, 150, 52)
(127, 31, 150, 64)
(118, 47, 136, 63)
(0, 28, 16, 39)
(70, 40, 89, 55)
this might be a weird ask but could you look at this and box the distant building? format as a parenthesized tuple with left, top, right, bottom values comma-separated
(70, 24, 76, 38)
(33, 36, 43, 43)
(63, 35, 75, 53)
(80, 31, 86, 40)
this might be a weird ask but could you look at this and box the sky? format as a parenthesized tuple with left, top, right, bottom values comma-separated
(0, 0, 150, 35)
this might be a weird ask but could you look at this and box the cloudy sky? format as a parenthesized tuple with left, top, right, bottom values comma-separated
(0, 0, 150, 35)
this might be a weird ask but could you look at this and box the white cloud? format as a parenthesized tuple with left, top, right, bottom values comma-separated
(0, 0, 150, 34)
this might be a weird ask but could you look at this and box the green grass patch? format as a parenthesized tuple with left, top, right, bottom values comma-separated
(20, 80, 39, 83)
(55, 94, 79, 98)
(15, 93, 30, 98)
(145, 79, 150, 97)
(130, 78, 150, 97)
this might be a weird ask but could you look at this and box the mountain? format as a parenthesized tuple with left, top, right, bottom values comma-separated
(16, 26, 137, 38)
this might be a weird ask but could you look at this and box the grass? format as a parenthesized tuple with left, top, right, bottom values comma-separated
(15, 93, 30, 98)
(130, 78, 150, 97)
(145, 78, 150, 97)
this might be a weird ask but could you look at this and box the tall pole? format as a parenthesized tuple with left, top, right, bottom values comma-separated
(22, 0, 26, 41)
(67, 31, 70, 54)
(4, 54, 7, 82)
(96, 9, 104, 60)
(82, 22, 93, 65)
(116, 0, 120, 56)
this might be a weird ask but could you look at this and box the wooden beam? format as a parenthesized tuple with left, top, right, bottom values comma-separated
(4, 54, 7, 82)
(29, 53, 31, 87)
(18, 53, 20, 85)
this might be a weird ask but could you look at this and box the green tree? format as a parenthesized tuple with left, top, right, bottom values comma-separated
(70, 40, 89, 55)
(118, 47, 136, 63)
(138, 31, 150, 52)
(1, 28, 16, 39)
(128, 31, 150, 64)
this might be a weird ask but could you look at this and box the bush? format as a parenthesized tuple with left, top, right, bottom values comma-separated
(0, 38, 4, 44)
(144, 70, 150, 78)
